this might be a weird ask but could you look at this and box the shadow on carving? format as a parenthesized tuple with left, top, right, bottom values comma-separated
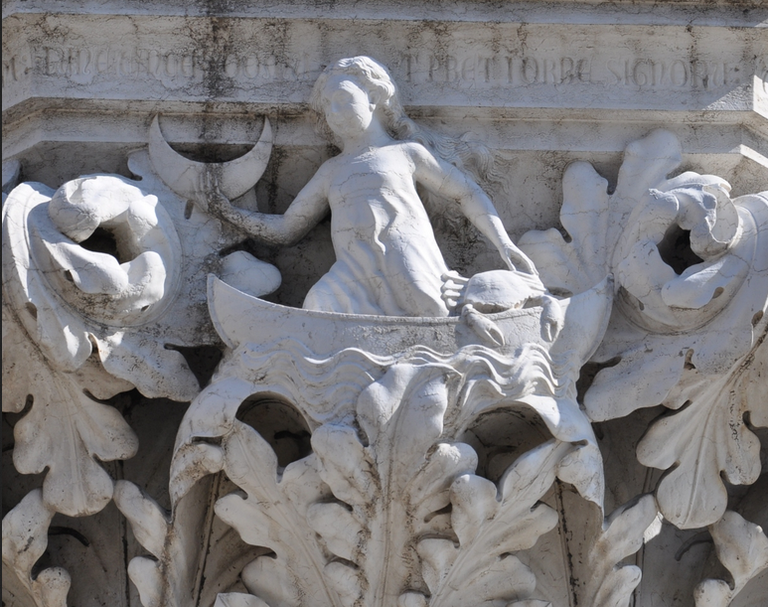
(657, 226, 705, 275)
(235, 394, 312, 468)
(463, 405, 552, 484)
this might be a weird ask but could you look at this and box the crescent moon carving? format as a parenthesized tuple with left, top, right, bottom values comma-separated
(148, 115, 273, 203)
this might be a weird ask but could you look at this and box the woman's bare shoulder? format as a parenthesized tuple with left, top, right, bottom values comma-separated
(316, 153, 342, 173)
(307, 154, 342, 187)
(399, 140, 432, 157)
(393, 141, 438, 175)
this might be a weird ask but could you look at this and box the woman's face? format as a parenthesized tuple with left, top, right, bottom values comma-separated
(321, 75, 376, 140)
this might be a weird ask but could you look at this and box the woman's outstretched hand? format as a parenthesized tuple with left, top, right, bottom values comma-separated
(197, 170, 282, 243)
(199, 171, 233, 218)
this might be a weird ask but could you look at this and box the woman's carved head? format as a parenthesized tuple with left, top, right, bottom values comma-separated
(310, 56, 406, 142)
(309, 56, 495, 186)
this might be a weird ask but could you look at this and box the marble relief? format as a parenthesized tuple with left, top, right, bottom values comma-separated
(2, 50, 767, 607)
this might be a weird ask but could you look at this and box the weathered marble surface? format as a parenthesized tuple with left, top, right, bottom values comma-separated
(3, 3, 768, 607)
(3, 1, 766, 202)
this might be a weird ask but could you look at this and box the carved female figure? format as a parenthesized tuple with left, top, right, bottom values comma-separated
(205, 56, 536, 317)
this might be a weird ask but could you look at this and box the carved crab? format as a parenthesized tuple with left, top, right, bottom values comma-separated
(455, 269, 564, 346)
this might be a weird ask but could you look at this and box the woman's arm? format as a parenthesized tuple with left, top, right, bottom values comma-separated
(410, 144, 538, 275)
(201, 166, 331, 247)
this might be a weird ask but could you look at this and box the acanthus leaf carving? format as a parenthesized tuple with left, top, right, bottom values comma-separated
(416, 439, 569, 607)
(115, 469, 228, 607)
(213, 594, 270, 607)
(168, 234, 611, 606)
(214, 421, 338, 607)
(2, 128, 280, 527)
(1, 490, 71, 607)
(694, 511, 768, 607)
(597, 201, 768, 528)
(516, 131, 686, 301)
(584, 189, 766, 425)
(113, 481, 170, 562)
(2, 178, 197, 394)
(113, 481, 169, 607)
(636, 334, 767, 529)
(572, 494, 659, 607)
(3, 41, 766, 607)
(519, 129, 768, 532)
(2, 125, 280, 408)
(2, 299, 138, 517)
(11, 367, 138, 517)
(309, 362, 465, 606)
(172, 326, 589, 607)
(516, 161, 614, 297)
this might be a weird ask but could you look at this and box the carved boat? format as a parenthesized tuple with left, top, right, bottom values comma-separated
(208, 275, 613, 361)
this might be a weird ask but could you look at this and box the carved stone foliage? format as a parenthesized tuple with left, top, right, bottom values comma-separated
(520, 129, 768, 605)
(694, 511, 768, 607)
(2, 490, 70, 607)
(2, 120, 278, 604)
(120, 266, 610, 607)
(3, 110, 767, 607)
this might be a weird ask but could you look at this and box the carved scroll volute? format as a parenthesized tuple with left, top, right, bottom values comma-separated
(2, 178, 154, 518)
(594, 185, 768, 531)
(3, 111, 281, 514)
(519, 129, 768, 605)
(2, 176, 168, 607)
(612, 173, 748, 332)
(3, 108, 284, 605)
(44, 175, 182, 325)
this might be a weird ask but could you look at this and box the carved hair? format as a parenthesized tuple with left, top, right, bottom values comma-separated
(309, 56, 494, 181)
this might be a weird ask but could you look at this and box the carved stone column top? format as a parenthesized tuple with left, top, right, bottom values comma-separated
(2, 6, 767, 605)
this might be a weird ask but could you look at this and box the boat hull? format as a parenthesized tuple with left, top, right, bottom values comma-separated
(207, 275, 613, 361)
